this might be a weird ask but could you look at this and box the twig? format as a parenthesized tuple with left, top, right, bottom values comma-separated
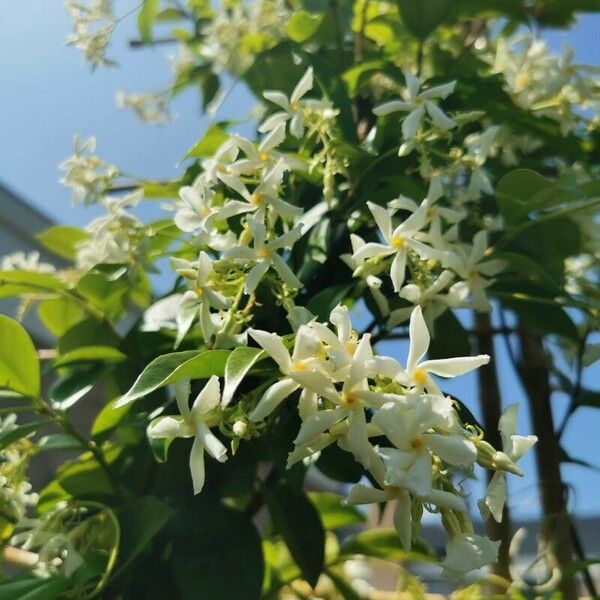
(556, 327, 590, 439)
(129, 37, 178, 48)
(2, 546, 38, 570)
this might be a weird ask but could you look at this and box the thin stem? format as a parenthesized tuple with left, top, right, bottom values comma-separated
(38, 402, 126, 503)
(129, 37, 178, 48)
(556, 327, 589, 439)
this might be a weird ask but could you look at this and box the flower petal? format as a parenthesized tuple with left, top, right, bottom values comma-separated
(249, 378, 300, 421)
(420, 355, 489, 377)
(407, 306, 430, 373)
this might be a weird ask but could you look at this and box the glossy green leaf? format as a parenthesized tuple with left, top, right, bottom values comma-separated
(184, 121, 234, 159)
(36, 225, 88, 261)
(265, 482, 325, 587)
(308, 491, 365, 530)
(38, 297, 86, 337)
(138, 0, 159, 42)
(54, 346, 126, 369)
(114, 496, 174, 576)
(286, 10, 324, 42)
(115, 349, 229, 407)
(0, 576, 70, 600)
(222, 346, 265, 405)
(0, 314, 40, 398)
(171, 500, 264, 600)
(339, 529, 436, 562)
(398, 0, 453, 40)
(0, 270, 65, 299)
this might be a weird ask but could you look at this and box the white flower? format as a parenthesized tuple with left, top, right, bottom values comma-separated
(373, 70, 456, 144)
(306, 304, 360, 375)
(290, 335, 380, 468)
(1, 251, 56, 273)
(441, 533, 500, 579)
(387, 270, 456, 329)
(222, 218, 303, 294)
(373, 395, 476, 496)
(59, 134, 118, 205)
(479, 404, 537, 522)
(171, 252, 231, 345)
(229, 124, 304, 175)
(463, 126, 500, 199)
(441, 231, 506, 312)
(116, 91, 172, 125)
(218, 160, 302, 222)
(346, 480, 466, 551)
(65, 0, 116, 69)
(141, 293, 183, 333)
(373, 305, 490, 395)
(200, 139, 239, 185)
(147, 377, 227, 494)
(175, 179, 219, 233)
(352, 201, 435, 292)
(259, 67, 315, 138)
(247, 326, 322, 420)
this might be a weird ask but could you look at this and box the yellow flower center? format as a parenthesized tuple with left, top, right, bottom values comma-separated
(340, 391, 358, 408)
(391, 235, 405, 249)
(413, 368, 427, 386)
(258, 247, 272, 259)
(292, 361, 308, 371)
(426, 258, 438, 269)
(409, 436, 425, 452)
(194, 286, 204, 298)
(216, 164, 228, 173)
(515, 72, 531, 88)
(290, 100, 299, 111)
(259, 151, 269, 161)
(250, 192, 263, 206)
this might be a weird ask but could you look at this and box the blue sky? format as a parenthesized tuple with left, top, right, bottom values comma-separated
(1, 2, 599, 519)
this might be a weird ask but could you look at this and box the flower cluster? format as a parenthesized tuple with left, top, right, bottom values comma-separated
(143, 68, 336, 348)
(65, 0, 116, 69)
(115, 90, 172, 125)
(490, 33, 600, 135)
(147, 304, 536, 578)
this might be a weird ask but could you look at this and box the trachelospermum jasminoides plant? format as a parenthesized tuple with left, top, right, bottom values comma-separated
(1, 1, 599, 598)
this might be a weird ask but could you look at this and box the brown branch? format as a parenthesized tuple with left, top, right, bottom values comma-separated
(516, 324, 578, 600)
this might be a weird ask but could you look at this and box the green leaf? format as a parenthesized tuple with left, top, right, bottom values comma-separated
(0, 576, 70, 600)
(496, 169, 553, 224)
(398, 0, 453, 40)
(308, 492, 365, 530)
(265, 482, 325, 587)
(171, 499, 264, 600)
(37, 298, 86, 337)
(286, 10, 324, 42)
(0, 420, 48, 452)
(428, 310, 471, 360)
(339, 529, 436, 562)
(184, 122, 234, 159)
(92, 400, 132, 441)
(0, 315, 40, 398)
(0, 270, 65, 299)
(36, 225, 88, 261)
(138, 0, 159, 42)
(222, 346, 266, 405)
(115, 349, 229, 407)
(49, 365, 104, 411)
(503, 299, 578, 341)
(39, 433, 82, 452)
(315, 442, 363, 483)
(306, 285, 351, 322)
(114, 496, 174, 576)
(53, 346, 127, 369)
